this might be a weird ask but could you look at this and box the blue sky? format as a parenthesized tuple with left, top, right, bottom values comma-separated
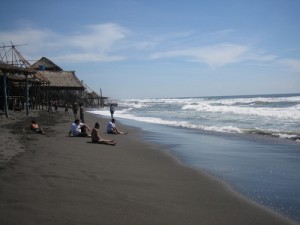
(1, 0, 299, 99)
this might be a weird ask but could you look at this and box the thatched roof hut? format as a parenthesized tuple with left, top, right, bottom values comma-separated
(39, 71, 85, 90)
(31, 57, 63, 72)
(31, 57, 85, 90)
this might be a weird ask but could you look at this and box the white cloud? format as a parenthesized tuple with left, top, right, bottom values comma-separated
(54, 53, 125, 63)
(150, 43, 275, 67)
(280, 59, 300, 72)
(0, 23, 129, 63)
(134, 41, 158, 50)
(56, 23, 129, 62)
(246, 49, 277, 62)
(0, 28, 59, 54)
(195, 44, 248, 66)
(0, 25, 278, 67)
(68, 23, 128, 51)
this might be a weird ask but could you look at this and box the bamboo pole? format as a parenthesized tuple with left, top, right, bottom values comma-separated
(3, 72, 8, 118)
(25, 74, 29, 116)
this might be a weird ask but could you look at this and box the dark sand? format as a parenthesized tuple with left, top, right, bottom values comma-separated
(0, 110, 296, 225)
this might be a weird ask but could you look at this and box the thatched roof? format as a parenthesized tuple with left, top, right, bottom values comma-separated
(0, 62, 49, 83)
(84, 91, 108, 99)
(31, 57, 63, 72)
(0, 62, 36, 75)
(1, 58, 84, 89)
(39, 71, 85, 90)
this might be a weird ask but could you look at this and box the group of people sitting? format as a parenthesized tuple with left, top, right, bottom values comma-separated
(31, 116, 127, 146)
(68, 118, 127, 146)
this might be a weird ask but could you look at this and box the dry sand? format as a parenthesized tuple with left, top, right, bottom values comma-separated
(0, 110, 296, 225)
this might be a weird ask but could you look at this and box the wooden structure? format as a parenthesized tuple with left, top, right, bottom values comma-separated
(81, 84, 108, 108)
(32, 57, 108, 107)
(31, 57, 86, 105)
(0, 64, 35, 117)
(1, 45, 109, 118)
(0, 44, 49, 117)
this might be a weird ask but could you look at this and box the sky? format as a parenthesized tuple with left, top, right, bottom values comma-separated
(0, 0, 299, 99)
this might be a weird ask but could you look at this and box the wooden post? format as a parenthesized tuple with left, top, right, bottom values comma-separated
(37, 84, 40, 109)
(18, 81, 21, 110)
(100, 88, 104, 108)
(42, 82, 45, 110)
(3, 72, 8, 118)
(25, 74, 29, 116)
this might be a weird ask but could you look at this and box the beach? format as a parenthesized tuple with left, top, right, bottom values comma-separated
(0, 110, 297, 225)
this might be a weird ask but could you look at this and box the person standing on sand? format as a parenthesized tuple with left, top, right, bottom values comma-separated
(73, 102, 78, 119)
(110, 104, 115, 119)
(48, 101, 53, 116)
(79, 103, 85, 123)
(91, 122, 116, 145)
(65, 103, 69, 115)
(54, 101, 58, 113)
(107, 119, 128, 135)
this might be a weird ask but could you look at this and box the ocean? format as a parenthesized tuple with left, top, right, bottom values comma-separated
(89, 93, 300, 222)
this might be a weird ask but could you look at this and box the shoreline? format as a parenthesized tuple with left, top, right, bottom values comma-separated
(115, 116, 300, 222)
(0, 110, 297, 225)
(95, 113, 300, 223)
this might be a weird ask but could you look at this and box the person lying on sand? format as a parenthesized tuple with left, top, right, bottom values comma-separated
(107, 119, 128, 135)
(91, 122, 116, 145)
(69, 119, 91, 137)
(31, 120, 45, 134)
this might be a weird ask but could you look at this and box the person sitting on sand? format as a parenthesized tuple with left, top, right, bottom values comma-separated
(91, 122, 116, 145)
(31, 120, 45, 134)
(69, 119, 91, 137)
(107, 119, 128, 135)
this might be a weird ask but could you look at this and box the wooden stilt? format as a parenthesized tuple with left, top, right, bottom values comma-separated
(3, 72, 8, 118)
(25, 74, 29, 116)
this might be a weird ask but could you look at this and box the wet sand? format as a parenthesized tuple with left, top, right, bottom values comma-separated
(0, 110, 296, 225)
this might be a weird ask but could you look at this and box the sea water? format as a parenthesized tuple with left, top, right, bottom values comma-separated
(89, 93, 300, 222)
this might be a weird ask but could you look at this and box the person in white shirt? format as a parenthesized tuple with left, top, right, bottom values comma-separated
(107, 119, 127, 135)
(69, 119, 91, 137)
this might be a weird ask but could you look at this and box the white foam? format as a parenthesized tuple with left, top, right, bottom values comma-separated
(276, 133, 298, 139)
(89, 95, 300, 140)
(123, 96, 300, 120)
(88, 110, 243, 134)
(182, 103, 300, 119)
(125, 95, 300, 106)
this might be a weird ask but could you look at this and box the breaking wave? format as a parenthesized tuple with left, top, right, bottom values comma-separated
(89, 94, 300, 142)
